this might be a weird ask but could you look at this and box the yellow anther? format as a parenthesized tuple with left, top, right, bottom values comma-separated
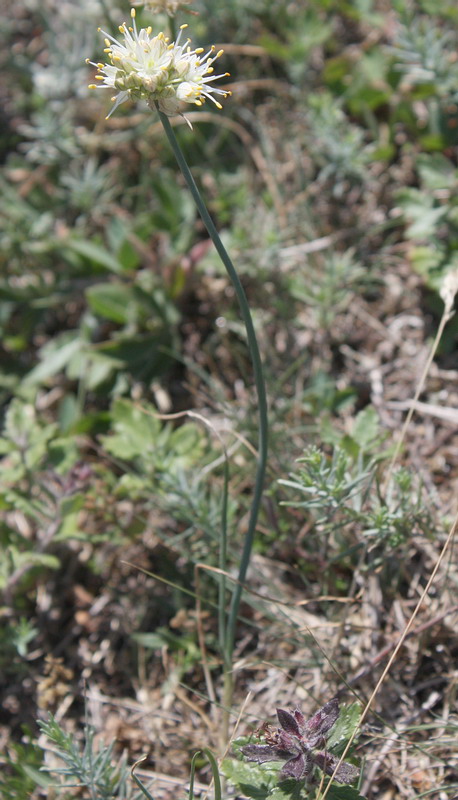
(180, 24, 188, 30)
(215, 101, 223, 109)
(118, 25, 124, 33)
(131, 7, 136, 17)
(97, 63, 105, 69)
(95, 75, 104, 80)
(88, 84, 97, 89)
(217, 49, 224, 57)
(147, 26, 152, 34)
(195, 48, 204, 54)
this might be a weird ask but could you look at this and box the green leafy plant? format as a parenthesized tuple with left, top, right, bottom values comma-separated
(286, 249, 368, 329)
(304, 94, 374, 197)
(0, 737, 45, 800)
(224, 700, 363, 800)
(279, 407, 434, 567)
(37, 714, 142, 799)
(100, 397, 205, 484)
(391, 15, 458, 147)
(397, 153, 458, 291)
(0, 399, 84, 602)
(0, 617, 38, 682)
(36, 713, 223, 800)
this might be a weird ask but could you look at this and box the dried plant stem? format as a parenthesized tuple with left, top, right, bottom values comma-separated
(385, 295, 456, 483)
(318, 511, 458, 800)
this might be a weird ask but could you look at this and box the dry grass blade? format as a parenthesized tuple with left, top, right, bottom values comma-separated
(318, 511, 458, 800)
(386, 270, 458, 483)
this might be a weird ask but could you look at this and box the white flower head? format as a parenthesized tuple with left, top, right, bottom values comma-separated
(87, 8, 230, 118)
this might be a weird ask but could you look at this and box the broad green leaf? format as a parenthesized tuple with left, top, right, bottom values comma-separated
(409, 246, 446, 289)
(115, 473, 150, 497)
(4, 399, 37, 441)
(0, 550, 60, 588)
(96, 333, 174, 382)
(327, 785, 366, 800)
(21, 553, 60, 571)
(0, 400, 58, 472)
(101, 398, 204, 473)
(21, 764, 52, 789)
(86, 283, 137, 324)
(101, 398, 161, 460)
(47, 437, 80, 472)
(327, 703, 361, 755)
(221, 758, 278, 800)
(269, 784, 304, 800)
(55, 515, 85, 540)
(0, 437, 15, 456)
(64, 239, 124, 273)
(3, 491, 46, 519)
(132, 633, 170, 649)
(407, 205, 447, 238)
(417, 153, 457, 190)
(24, 337, 83, 386)
(351, 407, 380, 451)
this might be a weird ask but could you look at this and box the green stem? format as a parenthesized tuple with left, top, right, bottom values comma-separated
(221, 668, 234, 754)
(156, 108, 268, 665)
(219, 454, 229, 657)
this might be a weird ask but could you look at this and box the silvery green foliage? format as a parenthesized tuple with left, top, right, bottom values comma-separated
(38, 714, 143, 799)
(392, 17, 458, 96)
(279, 407, 434, 557)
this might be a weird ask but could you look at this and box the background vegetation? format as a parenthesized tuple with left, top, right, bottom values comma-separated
(1, 0, 457, 798)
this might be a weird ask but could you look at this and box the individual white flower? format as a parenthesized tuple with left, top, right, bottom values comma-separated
(87, 9, 230, 117)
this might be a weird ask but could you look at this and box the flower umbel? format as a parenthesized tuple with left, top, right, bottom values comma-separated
(240, 699, 359, 785)
(87, 8, 230, 118)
